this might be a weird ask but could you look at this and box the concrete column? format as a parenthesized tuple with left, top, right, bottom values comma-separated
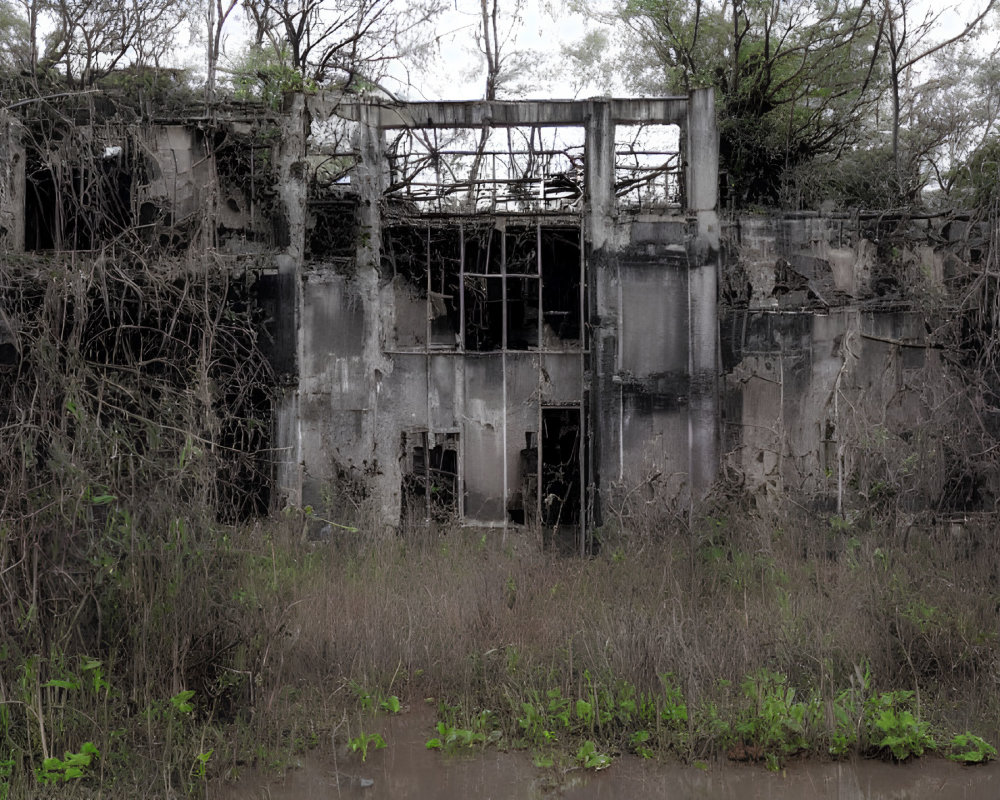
(585, 99, 619, 523)
(686, 87, 720, 253)
(354, 104, 399, 530)
(585, 99, 615, 250)
(272, 92, 309, 509)
(685, 87, 720, 496)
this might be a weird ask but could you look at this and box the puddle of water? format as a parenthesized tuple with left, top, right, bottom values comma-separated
(213, 710, 1000, 800)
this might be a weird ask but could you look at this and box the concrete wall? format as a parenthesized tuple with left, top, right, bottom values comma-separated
(278, 91, 722, 536)
(721, 213, 987, 513)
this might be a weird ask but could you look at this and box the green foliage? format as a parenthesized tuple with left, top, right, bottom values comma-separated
(735, 670, 818, 764)
(348, 731, 386, 762)
(629, 729, 654, 758)
(349, 682, 401, 714)
(0, 756, 12, 800)
(191, 749, 213, 781)
(380, 695, 402, 714)
(426, 721, 486, 752)
(575, 740, 612, 770)
(617, 0, 883, 205)
(169, 689, 196, 715)
(948, 733, 996, 764)
(950, 137, 1000, 210)
(228, 45, 316, 109)
(865, 691, 935, 761)
(35, 742, 100, 784)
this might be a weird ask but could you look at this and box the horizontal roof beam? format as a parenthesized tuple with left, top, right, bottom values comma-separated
(312, 94, 689, 128)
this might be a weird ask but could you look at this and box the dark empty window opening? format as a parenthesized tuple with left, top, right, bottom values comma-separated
(25, 145, 133, 252)
(464, 226, 502, 273)
(541, 227, 582, 343)
(540, 407, 582, 531)
(307, 198, 358, 258)
(428, 230, 462, 346)
(402, 430, 459, 521)
(508, 431, 538, 526)
(384, 225, 462, 348)
(505, 226, 538, 274)
(506, 277, 539, 349)
(24, 158, 57, 251)
(463, 275, 504, 351)
(384, 225, 427, 284)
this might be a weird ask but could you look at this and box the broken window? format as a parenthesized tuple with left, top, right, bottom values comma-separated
(385, 126, 585, 213)
(428, 231, 462, 346)
(402, 430, 459, 521)
(540, 227, 583, 345)
(614, 124, 682, 209)
(384, 225, 462, 348)
(385, 222, 582, 353)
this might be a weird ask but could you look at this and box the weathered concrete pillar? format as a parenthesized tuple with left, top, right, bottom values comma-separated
(686, 87, 720, 496)
(585, 99, 619, 523)
(272, 93, 309, 508)
(354, 103, 399, 530)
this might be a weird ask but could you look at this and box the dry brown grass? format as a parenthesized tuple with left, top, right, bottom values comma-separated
(265, 507, 1000, 747)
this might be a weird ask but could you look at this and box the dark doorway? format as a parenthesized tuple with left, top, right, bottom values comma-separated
(540, 407, 582, 546)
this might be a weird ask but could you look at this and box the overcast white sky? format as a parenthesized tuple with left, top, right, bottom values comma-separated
(196, 0, 995, 101)
(394, 0, 597, 101)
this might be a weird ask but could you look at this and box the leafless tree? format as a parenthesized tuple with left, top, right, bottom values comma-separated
(39, 0, 193, 86)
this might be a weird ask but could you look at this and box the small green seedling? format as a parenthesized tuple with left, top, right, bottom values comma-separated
(380, 695, 401, 714)
(349, 732, 385, 762)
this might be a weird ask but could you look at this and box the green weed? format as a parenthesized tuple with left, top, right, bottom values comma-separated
(426, 721, 486, 752)
(948, 732, 996, 764)
(35, 742, 100, 785)
(575, 740, 611, 770)
(865, 691, 934, 760)
(348, 732, 386, 762)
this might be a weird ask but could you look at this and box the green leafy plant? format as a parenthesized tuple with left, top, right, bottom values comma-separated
(658, 673, 688, 730)
(349, 732, 386, 762)
(736, 670, 817, 763)
(575, 740, 611, 770)
(948, 733, 996, 764)
(350, 682, 400, 714)
(191, 749, 213, 780)
(426, 721, 486, 753)
(828, 662, 870, 757)
(629, 729, 654, 758)
(380, 695, 401, 714)
(518, 699, 556, 746)
(170, 689, 196, 714)
(865, 691, 934, 760)
(35, 742, 100, 784)
(0, 756, 13, 800)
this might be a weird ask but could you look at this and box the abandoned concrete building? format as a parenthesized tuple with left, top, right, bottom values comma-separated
(1, 90, 993, 544)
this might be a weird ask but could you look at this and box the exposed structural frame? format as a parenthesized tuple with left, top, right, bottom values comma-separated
(273, 90, 720, 549)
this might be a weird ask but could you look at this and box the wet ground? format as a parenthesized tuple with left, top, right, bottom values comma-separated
(213, 709, 1000, 800)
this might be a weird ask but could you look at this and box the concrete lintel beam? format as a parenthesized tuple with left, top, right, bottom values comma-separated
(314, 94, 689, 129)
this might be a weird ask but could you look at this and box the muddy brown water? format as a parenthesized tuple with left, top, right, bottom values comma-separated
(213, 709, 1000, 799)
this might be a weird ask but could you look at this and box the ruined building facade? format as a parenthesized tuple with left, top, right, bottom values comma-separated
(2, 91, 992, 539)
(268, 92, 721, 545)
